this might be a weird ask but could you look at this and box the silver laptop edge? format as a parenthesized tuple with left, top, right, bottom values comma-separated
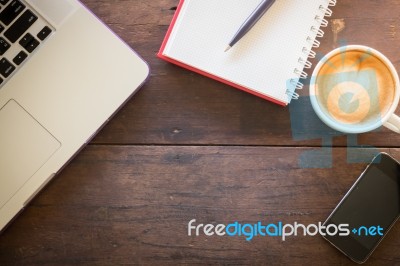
(0, 0, 150, 231)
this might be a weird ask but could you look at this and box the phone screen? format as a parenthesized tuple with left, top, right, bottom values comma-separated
(323, 153, 400, 263)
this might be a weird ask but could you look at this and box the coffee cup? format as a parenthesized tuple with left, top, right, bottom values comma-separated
(310, 45, 400, 134)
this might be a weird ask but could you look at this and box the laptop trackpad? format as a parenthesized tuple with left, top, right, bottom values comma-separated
(0, 100, 61, 208)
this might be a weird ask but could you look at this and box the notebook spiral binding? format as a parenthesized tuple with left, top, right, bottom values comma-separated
(286, 0, 337, 100)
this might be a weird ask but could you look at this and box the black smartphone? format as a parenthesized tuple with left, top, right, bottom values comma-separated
(323, 153, 400, 264)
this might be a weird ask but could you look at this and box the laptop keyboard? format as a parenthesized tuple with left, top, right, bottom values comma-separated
(0, 0, 53, 87)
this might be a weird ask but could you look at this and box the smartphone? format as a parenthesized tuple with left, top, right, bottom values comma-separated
(323, 152, 400, 264)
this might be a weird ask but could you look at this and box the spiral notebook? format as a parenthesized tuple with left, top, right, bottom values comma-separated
(158, 0, 337, 106)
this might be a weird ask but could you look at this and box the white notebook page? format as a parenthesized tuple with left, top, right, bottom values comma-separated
(163, 0, 331, 104)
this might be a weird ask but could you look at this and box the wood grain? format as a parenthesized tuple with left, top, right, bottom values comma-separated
(1, 146, 399, 265)
(1, 0, 400, 265)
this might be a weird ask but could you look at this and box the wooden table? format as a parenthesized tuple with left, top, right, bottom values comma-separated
(1, 0, 400, 265)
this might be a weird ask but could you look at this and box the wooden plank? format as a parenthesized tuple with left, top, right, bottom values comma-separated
(0, 146, 399, 264)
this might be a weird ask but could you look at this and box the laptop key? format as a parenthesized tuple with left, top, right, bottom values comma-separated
(0, 25, 4, 34)
(4, 9, 37, 43)
(24, 37, 39, 53)
(0, 37, 10, 55)
(0, 58, 15, 78)
(19, 32, 33, 47)
(37, 26, 52, 41)
(0, 0, 25, 26)
(13, 50, 27, 65)
(19, 33, 40, 53)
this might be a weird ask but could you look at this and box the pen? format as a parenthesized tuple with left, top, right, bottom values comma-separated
(225, 0, 276, 52)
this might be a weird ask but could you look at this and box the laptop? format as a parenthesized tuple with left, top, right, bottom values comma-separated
(0, 0, 149, 231)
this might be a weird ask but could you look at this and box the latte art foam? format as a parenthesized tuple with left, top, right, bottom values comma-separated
(315, 50, 396, 126)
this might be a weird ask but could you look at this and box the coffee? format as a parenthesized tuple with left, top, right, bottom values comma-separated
(315, 50, 396, 127)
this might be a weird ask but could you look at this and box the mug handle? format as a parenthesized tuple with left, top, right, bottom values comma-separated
(384, 114, 400, 133)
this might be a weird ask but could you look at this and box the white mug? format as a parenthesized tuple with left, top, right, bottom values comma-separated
(310, 45, 400, 134)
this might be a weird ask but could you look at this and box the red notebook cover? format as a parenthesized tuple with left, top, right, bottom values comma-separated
(157, 0, 286, 106)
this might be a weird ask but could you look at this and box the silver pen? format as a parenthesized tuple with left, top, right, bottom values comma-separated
(225, 0, 276, 52)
